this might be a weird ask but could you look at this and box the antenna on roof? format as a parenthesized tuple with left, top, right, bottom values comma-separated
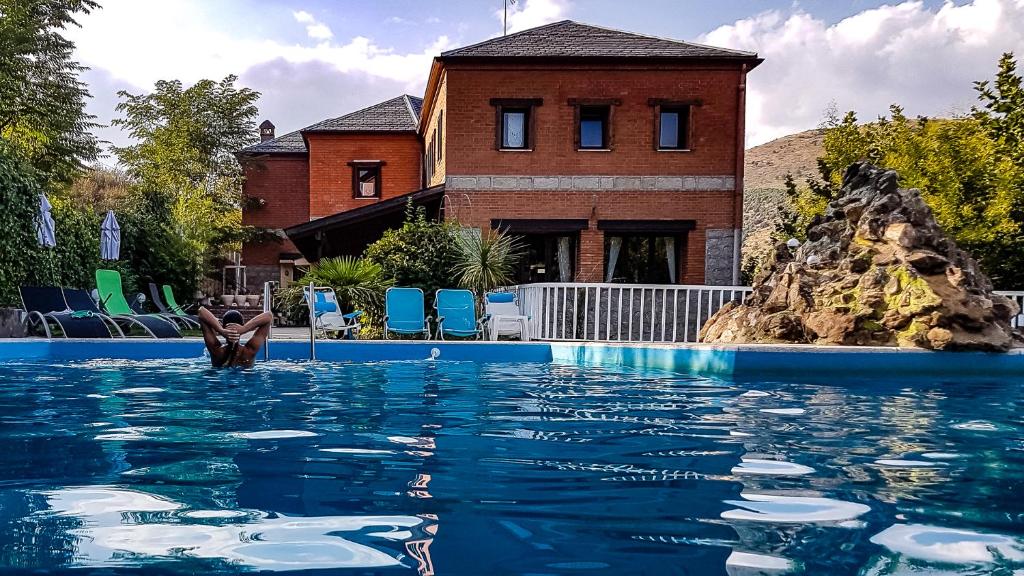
(504, 0, 516, 36)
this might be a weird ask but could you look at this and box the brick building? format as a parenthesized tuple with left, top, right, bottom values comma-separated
(239, 20, 760, 288)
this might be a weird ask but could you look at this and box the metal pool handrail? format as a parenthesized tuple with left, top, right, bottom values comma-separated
(262, 281, 277, 361)
(308, 281, 316, 361)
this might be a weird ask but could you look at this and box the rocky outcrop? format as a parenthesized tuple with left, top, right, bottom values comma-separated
(702, 162, 1020, 351)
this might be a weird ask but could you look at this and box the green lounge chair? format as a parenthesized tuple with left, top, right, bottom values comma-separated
(434, 289, 484, 340)
(95, 269, 181, 338)
(383, 287, 431, 339)
(162, 284, 196, 317)
(149, 283, 199, 329)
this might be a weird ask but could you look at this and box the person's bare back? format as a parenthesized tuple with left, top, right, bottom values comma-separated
(198, 307, 272, 368)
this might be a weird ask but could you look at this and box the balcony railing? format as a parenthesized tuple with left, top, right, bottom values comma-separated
(511, 283, 1024, 343)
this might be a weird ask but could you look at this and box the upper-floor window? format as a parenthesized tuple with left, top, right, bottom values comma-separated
(490, 98, 542, 151)
(349, 161, 383, 199)
(436, 111, 444, 163)
(570, 99, 619, 151)
(650, 99, 697, 151)
(579, 106, 608, 149)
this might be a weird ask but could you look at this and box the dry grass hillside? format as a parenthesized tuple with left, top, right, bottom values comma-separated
(745, 128, 825, 190)
(741, 128, 825, 279)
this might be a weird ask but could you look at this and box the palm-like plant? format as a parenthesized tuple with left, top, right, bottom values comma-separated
(454, 228, 526, 296)
(277, 256, 392, 315)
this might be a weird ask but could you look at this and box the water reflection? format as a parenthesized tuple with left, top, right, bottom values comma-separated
(37, 486, 434, 571)
(0, 359, 1021, 574)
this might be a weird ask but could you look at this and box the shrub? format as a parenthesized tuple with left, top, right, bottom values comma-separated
(276, 256, 391, 338)
(453, 228, 525, 297)
(362, 202, 460, 302)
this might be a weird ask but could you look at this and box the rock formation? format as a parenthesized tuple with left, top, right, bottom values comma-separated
(702, 162, 1020, 351)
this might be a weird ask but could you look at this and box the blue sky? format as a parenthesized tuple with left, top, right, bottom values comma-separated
(67, 0, 1024, 158)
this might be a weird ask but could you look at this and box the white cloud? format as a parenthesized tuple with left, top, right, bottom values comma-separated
(292, 10, 315, 24)
(702, 0, 1024, 146)
(293, 9, 333, 40)
(498, 0, 570, 34)
(68, 0, 452, 150)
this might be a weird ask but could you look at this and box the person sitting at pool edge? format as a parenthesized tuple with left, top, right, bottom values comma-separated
(198, 307, 272, 368)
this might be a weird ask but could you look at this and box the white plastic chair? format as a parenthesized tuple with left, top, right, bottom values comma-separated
(303, 286, 362, 339)
(483, 292, 530, 341)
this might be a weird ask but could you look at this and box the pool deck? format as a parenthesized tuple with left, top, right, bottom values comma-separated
(1, 337, 1022, 378)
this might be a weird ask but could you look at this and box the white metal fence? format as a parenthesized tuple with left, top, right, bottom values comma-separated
(1002, 291, 1024, 329)
(514, 283, 752, 343)
(512, 283, 1024, 343)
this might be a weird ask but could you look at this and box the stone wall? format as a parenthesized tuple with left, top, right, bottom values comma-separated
(704, 228, 738, 285)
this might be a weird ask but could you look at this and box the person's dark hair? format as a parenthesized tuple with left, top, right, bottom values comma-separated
(221, 310, 244, 326)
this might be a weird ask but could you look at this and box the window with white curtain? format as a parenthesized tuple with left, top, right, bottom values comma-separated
(501, 109, 527, 149)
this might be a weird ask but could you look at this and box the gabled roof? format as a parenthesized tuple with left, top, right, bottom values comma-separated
(239, 95, 423, 155)
(240, 130, 307, 154)
(440, 20, 759, 61)
(302, 95, 422, 133)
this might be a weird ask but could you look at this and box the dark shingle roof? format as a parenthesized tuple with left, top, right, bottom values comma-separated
(239, 95, 423, 155)
(441, 20, 757, 60)
(303, 95, 422, 133)
(240, 130, 307, 154)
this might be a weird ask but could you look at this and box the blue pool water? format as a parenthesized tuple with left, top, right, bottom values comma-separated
(0, 358, 1022, 574)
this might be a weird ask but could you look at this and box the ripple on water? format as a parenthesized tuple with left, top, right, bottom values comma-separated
(731, 458, 815, 476)
(231, 430, 320, 440)
(321, 448, 396, 455)
(112, 387, 165, 394)
(874, 459, 946, 468)
(921, 452, 962, 460)
(952, 420, 1001, 432)
(721, 493, 870, 523)
(759, 408, 806, 415)
(870, 524, 1024, 564)
(726, 551, 794, 574)
(739, 390, 771, 398)
(38, 486, 429, 571)
(180, 510, 249, 519)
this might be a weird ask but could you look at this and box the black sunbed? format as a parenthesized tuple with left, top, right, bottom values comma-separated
(62, 288, 181, 339)
(20, 286, 117, 338)
(148, 282, 199, 329)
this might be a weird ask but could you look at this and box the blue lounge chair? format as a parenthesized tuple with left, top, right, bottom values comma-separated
(303, 285, 362, 339)
(64, 288, 180, 339)
(383, 287, 431, 339)
(434, 289, 484, 340)
(20, 286, 121, 338)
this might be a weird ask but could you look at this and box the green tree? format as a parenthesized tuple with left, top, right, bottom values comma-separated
(0, 0, 99, 184)
(362, 202, 460, 302)
(0, 145, 44, 304)
(112, 76, 260, 297)
(786, 54, 1024, 288)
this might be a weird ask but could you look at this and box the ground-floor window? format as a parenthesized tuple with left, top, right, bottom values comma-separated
(514, 234, 576, 283)
(604, 235, 680, 284)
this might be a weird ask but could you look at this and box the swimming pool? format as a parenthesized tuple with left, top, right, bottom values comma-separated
(1, 350, 1022, 574)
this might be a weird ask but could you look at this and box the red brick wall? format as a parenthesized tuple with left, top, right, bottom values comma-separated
(443, 64, 743, 176)
(431, 62, 748, 283)
(307, 133, 422, 219)
(241, 154, 309, 265)
(454, 189, 734, 284)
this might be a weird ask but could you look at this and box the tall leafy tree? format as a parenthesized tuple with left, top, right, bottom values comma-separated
(0, 0, 99, 183)
(785, 54, 1024, 288)
(111, 76, 260, 295)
